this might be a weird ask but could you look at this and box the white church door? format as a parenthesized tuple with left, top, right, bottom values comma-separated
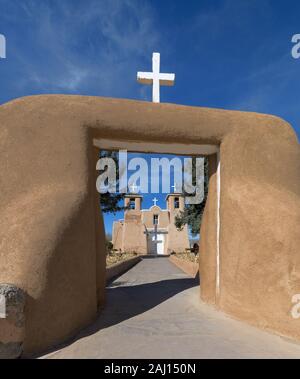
(149, 233, 165, 255)
(156, 233, 164, 255)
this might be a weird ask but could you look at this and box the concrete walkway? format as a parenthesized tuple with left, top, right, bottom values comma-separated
(42, 258, 300, 359)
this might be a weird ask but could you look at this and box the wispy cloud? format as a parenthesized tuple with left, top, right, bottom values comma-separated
(1, 0, 299, 138)
(1, 0, 160, 97)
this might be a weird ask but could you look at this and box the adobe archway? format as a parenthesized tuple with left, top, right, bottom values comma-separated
(0, 95, 299, 357)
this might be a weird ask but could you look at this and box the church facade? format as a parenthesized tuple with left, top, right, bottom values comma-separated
(112, 193, 190, 255)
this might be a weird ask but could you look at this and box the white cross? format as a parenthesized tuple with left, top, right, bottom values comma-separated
(153, 225, 162, 246)
(152, 197, 158, 206)
(129, 183, 138, 193)
(172, 183, 182, 193)
(137, 52, 175, 103)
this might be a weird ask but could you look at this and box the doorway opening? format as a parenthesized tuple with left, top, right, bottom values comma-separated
(93, 139, 220, 302)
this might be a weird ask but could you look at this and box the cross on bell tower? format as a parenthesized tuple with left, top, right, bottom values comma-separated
(172, 182, 182, 193)
(129, 183, 139, 193)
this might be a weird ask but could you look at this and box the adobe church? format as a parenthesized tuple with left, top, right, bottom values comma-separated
(112, 192, 190, 255)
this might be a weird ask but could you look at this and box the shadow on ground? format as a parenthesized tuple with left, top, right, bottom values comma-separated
(36, 275, 199, 358)
(89, 276, 199, 330)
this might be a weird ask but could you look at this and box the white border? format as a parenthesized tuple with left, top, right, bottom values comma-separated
(94, 138, 218, 156)
(216, 149, 221, 301)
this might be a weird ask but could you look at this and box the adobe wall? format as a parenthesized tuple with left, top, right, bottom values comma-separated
(112, 221, 124, 251)
(167, 223, 190, 253)
(0, 95, 299, 356)
(199, 154, 218, 305)
(123, 211, 147, 254)
(166, 195, 190, 253)
(142, 206, 169, 229)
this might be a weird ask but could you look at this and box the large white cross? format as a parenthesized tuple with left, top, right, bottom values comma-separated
(137, 52, 175, 103)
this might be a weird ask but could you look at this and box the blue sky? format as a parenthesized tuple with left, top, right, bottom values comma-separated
(101, 152, 197, 236)
(1, 0, 300, 234)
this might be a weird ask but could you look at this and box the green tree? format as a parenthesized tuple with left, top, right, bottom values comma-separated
(98, 150, 128, 214)
(105, 233, 113, 253)
(175, 157, 209, 236)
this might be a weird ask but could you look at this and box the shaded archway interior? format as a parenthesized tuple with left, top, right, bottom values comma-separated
(92, 139, 220, 303)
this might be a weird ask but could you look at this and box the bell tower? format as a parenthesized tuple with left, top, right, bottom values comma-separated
(166, 193, 185, 216)
(165, 192, 189, 254)
(124, 194, 142, 213)
(122, 193, 146, 254)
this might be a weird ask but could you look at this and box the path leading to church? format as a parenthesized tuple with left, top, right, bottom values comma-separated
(42, 258, 300, 359)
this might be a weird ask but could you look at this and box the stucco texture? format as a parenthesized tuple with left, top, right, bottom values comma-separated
(0, 95, 299, 356)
